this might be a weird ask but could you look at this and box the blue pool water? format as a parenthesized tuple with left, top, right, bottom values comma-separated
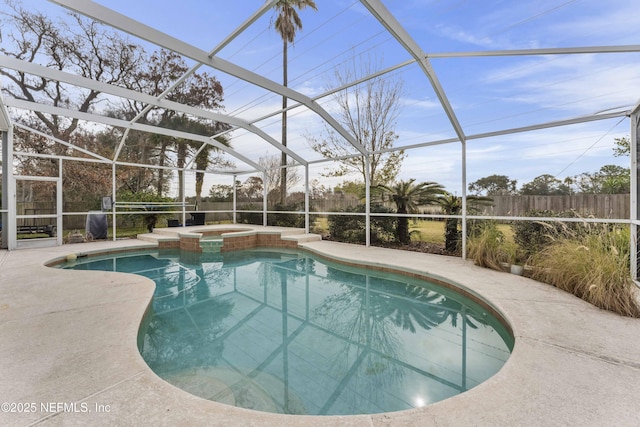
(60, 248, 513, 415)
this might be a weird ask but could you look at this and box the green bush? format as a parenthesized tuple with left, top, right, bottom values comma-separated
(513, 210, 582, 256)
(237, 204, 263, 225)
(328, 204, 396, 244)
(267, 203, 306, 228)
(117, 190, 174, 231)
(237, 203, 306, 228)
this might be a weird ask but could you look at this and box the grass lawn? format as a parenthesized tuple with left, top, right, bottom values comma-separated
(409, 220, 445, 244)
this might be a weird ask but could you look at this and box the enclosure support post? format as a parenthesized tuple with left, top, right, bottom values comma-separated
(630, 106, 640, 281)
(111, 162, 117, 241)
(232, 174, 237, 224)
(461, 140, 468, 260)
(263, 171, 268, 226)
(365, 155, 371, 247)
(0, 131, 5, 249)
(1, 128, 16, 250)
(304, 165, 310, 234)
(181, 168, 187, 227)
(57, 159, 63, 246)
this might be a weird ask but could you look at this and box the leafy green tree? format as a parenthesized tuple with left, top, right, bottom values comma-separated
(573, 164, 630, 194)
(373, 179, 445, 244)
(239, 177, 264, 200)
(613, 136, 630, 157)
(334, 180, 365, 198)
(208, 184, 234, 201)
(272, 0, 318, 204)
(468, 174, 517, 196)
(520, 174, 572, 195)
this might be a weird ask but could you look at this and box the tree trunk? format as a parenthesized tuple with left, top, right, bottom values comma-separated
(157, 141, 168, 196)
(195, 172, 203, 208)
(177, 142, 186, 202)
(445, 218, 459, 252)
(397, 206, 409, 244)
(194, 147, 209, 208)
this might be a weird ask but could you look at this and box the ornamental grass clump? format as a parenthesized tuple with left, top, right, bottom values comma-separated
(530, 224, 640, 318)
(466, 222, 509, 272)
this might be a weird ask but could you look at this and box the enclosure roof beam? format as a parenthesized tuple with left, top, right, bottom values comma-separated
(4, 98, 264, 173)
(13, 123, 111, 162)
(118, 0, 279, 161)
(427, 45, 640, 58)
(210, 0, 278, 56)
(250, 59, 416, 124)
(366, 110, 631, 157)
(0, 55, 305, 167)
(50, 0, 368, 157)
(466, 110, 630, 141)
(359, 0, 466, 144)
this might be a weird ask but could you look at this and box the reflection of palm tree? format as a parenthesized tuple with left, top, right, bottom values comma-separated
(438, 296, 488, 330)
(374, 284, 448, 333)
(312, 265, 481, 410)
(320, 267, 453, 334)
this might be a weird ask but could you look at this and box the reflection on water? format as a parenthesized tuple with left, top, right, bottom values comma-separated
(62, 248, 513, 415)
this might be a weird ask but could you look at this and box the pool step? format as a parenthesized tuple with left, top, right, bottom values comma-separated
(282, 234, 322, 243)
(200, 237, 223, 253)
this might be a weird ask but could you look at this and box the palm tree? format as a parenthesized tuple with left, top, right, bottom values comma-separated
(272, 0, 317, 205)
(373, 179, 445, 244)
(436, 193, 493, 253)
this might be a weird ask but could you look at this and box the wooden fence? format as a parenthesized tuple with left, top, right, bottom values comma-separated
(14, 193, 632, 233)
(485, 194, 630, 219)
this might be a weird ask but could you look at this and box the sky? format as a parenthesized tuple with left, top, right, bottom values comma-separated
(2, 0, 640, 196)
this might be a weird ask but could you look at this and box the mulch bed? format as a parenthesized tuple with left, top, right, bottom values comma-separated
(370, 241, 456, 256)
(321, 234, 457, 257)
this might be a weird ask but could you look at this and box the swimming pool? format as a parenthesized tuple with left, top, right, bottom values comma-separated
(59, 248, 513, 416)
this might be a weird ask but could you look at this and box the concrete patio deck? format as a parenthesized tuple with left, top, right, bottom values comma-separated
(1, 226, 639, 426)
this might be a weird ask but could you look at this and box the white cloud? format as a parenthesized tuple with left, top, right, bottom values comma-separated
(434, 25, 498, 50)
(400, 97, 441, 111)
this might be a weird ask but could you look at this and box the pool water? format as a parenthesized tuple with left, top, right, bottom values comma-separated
(60, 248, 513, 416)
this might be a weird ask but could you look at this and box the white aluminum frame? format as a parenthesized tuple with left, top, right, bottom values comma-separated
(0, 0, 637, 262)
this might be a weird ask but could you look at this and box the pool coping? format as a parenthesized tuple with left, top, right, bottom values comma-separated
(1, 226, 640, 426)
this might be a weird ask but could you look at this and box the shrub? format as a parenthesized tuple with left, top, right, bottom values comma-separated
(237, 204, 263, 225)
(267, 203, 305, 228)
(513, 210, 582, 256)
(328, 204, 396, 244)
(117, 190, 174, 231)
(530, 224, 640, 318)
(237, 203, 306, 228)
